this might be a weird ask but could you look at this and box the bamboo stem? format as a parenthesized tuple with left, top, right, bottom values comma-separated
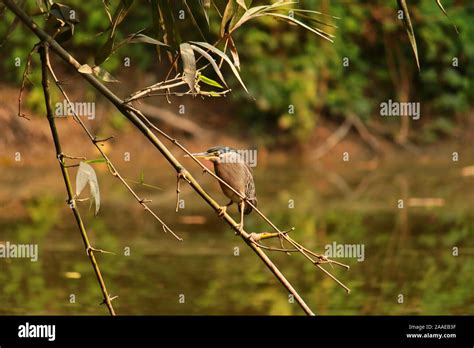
(39, 44, 116, 316)
(3, 0, 329, 315)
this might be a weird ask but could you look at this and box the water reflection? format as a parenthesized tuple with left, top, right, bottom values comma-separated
(0, 155, 472, 315)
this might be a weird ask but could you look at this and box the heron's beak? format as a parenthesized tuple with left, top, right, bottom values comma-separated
(185, 152, 216, 160)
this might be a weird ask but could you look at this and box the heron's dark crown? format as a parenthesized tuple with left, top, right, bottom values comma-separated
(206, 146, 238, 156)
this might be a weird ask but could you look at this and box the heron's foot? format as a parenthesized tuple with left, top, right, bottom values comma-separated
(217, 205, 227, 217)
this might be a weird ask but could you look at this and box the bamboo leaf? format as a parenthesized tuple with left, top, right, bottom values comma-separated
(220, 0, 236, 37)
(190, 44, 228, 88)
(236, 0, 247, 10)
(76, 162, 101, 215)
(264, 13, 334, 42)
(435, 0, 459, 33)
(201, 0, 210, 25)
(397, 0, 420, 71)
(227, 36, 240, 70)
(95, 34, 115, 66)
(180, 43, 197, 92)
(198, 74, 224, 89)
(191, 41, 248, 93)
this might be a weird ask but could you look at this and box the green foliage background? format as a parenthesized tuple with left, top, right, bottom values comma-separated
(0, 0, 472, 144)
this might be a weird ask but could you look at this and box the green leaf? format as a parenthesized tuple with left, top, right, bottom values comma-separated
(191, 41, 248, 93)
(198, 74, 224, 89)
(190, 44, 228, 88)
(95, 34, 115, 66)
(180, 43, 197, 92)
(85, 158, 107, 164)
(397, 0, 420, 71)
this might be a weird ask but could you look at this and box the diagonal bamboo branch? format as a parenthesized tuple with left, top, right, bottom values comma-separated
(39, 43, 116, 316)
(4, 0, 349, 315)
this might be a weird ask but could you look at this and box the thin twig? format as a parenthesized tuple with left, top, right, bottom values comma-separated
(39, 43, 116, 315)
(45, 57, 182, 241)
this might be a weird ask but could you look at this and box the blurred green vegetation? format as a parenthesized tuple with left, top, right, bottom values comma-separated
(0, 0, 472, 144)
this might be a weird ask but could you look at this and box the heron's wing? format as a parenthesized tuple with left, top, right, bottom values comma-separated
(244, 162, 257, 207)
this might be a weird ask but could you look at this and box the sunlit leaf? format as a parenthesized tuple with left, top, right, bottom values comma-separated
(190, 44, 228, 88)
(198, 74, 224, 89)
(220, 0, 236, 37)
(264, 13, 334, 42)
(76, 161, 101, 215)
(180, 43, 196, 93)
(191, 41, 249, 93)
(236, 0, 247, 10)
(397, 0, 420, 71)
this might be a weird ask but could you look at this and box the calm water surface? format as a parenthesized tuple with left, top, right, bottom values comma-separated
(0, 152, 472, 315)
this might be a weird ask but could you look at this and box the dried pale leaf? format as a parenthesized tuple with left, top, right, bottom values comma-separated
(76, 161, 101, 215)
(89, 172, 101, 215)
(265, 13, 334, 42)
(180, 43, 197, 93)
(220, 0, 235, 37)
(435, 0, 459, 33)
(201, 0, 210, 25)
(128, 33, 169, 46)
(76, 161, 93, 196)
(227, 36, 240, 70)
(236, 0, 247, 10)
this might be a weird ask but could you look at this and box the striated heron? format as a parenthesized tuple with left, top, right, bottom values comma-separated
(190, 146, 257, 232)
